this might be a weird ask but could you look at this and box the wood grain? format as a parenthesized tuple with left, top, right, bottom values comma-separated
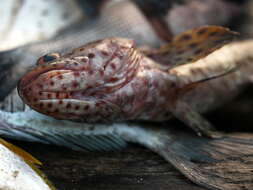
(13, 141, 205, 190)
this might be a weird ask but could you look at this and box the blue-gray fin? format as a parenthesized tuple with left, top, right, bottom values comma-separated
(0, 110, 128, 151)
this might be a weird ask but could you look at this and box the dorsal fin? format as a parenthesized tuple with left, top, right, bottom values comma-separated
(0, 138, 41, 165)
(147, 26, 239, 69)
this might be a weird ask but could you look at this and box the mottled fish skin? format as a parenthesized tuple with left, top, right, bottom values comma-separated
(18, 26, 242, 123)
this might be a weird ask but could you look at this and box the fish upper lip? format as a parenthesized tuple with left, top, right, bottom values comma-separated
(18, 65, 66, 90)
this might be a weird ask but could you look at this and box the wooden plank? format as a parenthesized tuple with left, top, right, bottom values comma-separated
(14, 141, 205, 190)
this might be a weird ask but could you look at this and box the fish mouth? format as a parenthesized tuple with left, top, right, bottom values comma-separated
(17, 66, 122, 121)
(18, 63, 65, 94)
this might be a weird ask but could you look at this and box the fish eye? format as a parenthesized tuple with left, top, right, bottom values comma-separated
(37, 53, 60, 65)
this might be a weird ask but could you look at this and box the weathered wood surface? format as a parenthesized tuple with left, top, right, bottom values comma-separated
(13, 141, 204, 190)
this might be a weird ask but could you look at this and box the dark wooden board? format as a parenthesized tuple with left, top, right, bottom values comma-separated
(14, 141, 205, 190)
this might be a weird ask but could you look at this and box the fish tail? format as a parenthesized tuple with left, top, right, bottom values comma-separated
(127, 126, 253, 190)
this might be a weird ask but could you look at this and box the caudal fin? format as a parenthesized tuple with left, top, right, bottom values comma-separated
(146, 127, 253, 190)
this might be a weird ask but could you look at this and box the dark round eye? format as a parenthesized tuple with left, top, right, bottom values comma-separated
(37, 53, 60, 65)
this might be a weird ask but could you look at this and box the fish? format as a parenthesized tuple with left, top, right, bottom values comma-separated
(11, 26, 253, 190)
(17, 26, 239, 136)
(0, 137, 56, 190)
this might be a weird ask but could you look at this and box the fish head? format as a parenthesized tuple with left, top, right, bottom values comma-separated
(18, 37, 141, 122)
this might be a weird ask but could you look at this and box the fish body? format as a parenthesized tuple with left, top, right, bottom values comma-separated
(18, 26, 243, 126)
(0, 138, 55, 190)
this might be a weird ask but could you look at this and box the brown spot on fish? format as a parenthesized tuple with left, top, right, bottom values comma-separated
(110, 63, 116, 70)
(47, 94, 52, 98)
(73, 72, 80, 77)
(109, 77, 118, 82)
(197, 28, 208, 36)
(75, 106, 80, 110)
(59, 100, 63, 104)
(179, 34, 192, 41)
(57, 75, 63, 79)
(88, 53, 95, 59)
(101, 51, 109, 56)
(47, 103, 52, 108)
(188, 42, 198, 49)
(39, 103, 44, 108)
(50, 81, 54, 86)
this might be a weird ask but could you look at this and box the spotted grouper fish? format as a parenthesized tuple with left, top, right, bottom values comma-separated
(18, 26, 241, 136)
(11, 26, 253, 190)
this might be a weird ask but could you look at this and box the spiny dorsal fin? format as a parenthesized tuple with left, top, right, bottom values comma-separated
(0, 138, 41, 165)
(148, 26, 239, 69)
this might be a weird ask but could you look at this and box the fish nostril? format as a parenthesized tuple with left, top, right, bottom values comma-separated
(88, 53, 95, 59)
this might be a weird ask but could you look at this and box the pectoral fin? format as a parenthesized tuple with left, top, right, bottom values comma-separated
(169, 99, 222, 138)
(148, 26, 238, 69)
